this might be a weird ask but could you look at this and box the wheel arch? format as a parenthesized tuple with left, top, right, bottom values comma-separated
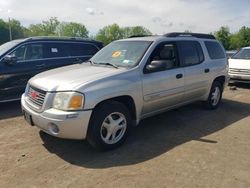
(91, 95, 137, 125)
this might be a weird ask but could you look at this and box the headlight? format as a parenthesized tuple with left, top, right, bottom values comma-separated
(53, 92, 84, 111)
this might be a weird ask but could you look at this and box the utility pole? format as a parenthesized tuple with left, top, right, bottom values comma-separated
(8, 17, 12, 41)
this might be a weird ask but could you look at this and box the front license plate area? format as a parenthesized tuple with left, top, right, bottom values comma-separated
(23, 111, 34, 126)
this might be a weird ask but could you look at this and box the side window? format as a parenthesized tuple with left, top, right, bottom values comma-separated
(10, 43, 44, 61)
(149, 43, 178, 70)
(10, 45, 27, 61)
(68, 43, 99, 57)
(205, 41, 226, 59)
(26, 44, 44, 60)
(178, 41, 204, 66)
(44, 43, 70, 58)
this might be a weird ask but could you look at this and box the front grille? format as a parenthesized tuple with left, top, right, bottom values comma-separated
(229, 68, 250, 75)
(27, 86, 46, 108)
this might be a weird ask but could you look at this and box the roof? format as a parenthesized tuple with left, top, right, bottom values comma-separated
(242, 47, 250, 49)
(25, 36, 102, 43)
(120, 32, 216, 42)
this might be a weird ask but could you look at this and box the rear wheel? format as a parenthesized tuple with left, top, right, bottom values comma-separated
(205, 81, 223, 110)
(87, 101, 131, 151)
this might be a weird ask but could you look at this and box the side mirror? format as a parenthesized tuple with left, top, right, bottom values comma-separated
(145, 60, 166, 73)
(2, 55, 17, 66)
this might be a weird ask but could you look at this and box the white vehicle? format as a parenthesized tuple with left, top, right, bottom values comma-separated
(229, 47, 250, 83)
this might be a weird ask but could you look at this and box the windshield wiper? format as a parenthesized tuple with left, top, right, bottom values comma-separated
(98, 62, 118, 69)
(84, 60, 96, 65)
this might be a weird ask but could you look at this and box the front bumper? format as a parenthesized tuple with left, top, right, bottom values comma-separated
(21, 94, 92, 140)
(229, 74, 250, 83)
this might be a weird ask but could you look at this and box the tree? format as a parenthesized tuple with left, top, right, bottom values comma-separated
(56, 22, 89, 37)
(237, 26, 250, 47)
(95, 24, 152, 45)
(29, 17, 60, 36)
(0, 19, 9, 44)
(95, 24, 123, 45)
(122, 26, 152, 38)
(215, 26, 230, 50)
(10, 19, 27, 39)
(0, 19, 27, 44)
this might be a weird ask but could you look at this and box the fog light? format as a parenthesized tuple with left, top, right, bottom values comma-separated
(48, 123, 59, 134)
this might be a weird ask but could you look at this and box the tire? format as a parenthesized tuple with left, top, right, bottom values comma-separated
(87, 101, 131, 151)
(205, 81, 223, 110)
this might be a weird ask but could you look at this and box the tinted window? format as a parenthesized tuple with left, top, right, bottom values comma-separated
(178, 41, 204, 66)
(10, 43, 44, 61)
(149, 43, 178, 70)
(44, 43, 70, 58)
(205, 41, 225, 59)
(68, 43, 98, 56)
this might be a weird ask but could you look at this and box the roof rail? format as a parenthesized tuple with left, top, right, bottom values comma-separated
(164, 32, 216, 40)
(128, 35, 152, 38)
(27, 36, 93, 41)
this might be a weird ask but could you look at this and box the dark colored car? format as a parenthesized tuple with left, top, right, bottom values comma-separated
(0, 37, 103, 102)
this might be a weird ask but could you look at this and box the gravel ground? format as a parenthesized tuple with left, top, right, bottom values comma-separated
(0, 84, 250, 188)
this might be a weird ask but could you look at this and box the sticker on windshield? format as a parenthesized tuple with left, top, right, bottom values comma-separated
(123, 60, 133, 64)
(112, 51, 122, 58)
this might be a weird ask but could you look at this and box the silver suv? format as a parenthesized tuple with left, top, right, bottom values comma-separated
(21, 33, 228, 150)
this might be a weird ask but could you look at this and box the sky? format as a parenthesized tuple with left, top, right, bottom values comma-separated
(0, 0, 250, 35)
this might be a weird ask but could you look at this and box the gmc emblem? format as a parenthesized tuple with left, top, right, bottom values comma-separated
(30, 91, 39, 99)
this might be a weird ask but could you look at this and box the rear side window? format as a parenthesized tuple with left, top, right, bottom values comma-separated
(44, 42, 70, 58)
(178, 41, 204, 66)
(68, 43, 99, 57)
(205, 41, 225, 59)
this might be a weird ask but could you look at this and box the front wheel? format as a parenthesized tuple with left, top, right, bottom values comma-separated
(205, 81, 223, 110)
(87, 101, 131, 151)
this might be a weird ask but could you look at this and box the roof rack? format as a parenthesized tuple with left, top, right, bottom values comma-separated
(26, 36, 93, 41)
(164, 32, 216, 40)
(128, 35, 152, 38)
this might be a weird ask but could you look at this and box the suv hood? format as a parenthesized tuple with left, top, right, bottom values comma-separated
(29, 63, 126, 91)
(229, 59, 250, 69)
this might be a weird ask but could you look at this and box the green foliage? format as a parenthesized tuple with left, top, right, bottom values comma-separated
(29, 17, 60, 36)
(96, 24, 123, 45)
(215, 26, 250, 50)
(122, 26, 152, 38)
(0, 19, 9, 44)
(215, 26, 230, 50)
(56, 22, 89, 38)
(0, 17, 250, 50)
(96, 24, 152, 45)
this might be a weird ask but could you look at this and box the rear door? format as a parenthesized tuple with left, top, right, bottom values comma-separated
(67, 42, 100, 62)
(43, 42, 74, 70)
(177, 40, 210, 101)
(43, 42, 100, 70)
(0, 42, 46, 101)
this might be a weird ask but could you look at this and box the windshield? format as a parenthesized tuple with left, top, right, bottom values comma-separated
(91, 41, 152, 67)
(0, 40, 23, 56)
(232, 48, 250, 60)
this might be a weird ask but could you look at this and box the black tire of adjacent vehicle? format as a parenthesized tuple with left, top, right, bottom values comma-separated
(205, 81, 223, 110)
(87, 101, 131, 151)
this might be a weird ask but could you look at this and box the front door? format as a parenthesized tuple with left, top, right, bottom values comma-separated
(141, 42, 185, 117)
(0, 43, 47, 101)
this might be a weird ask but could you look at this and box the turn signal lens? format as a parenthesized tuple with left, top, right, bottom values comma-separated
(69, 95, 83, 109)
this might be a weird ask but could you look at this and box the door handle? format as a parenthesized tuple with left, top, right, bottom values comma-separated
(36, 64, 46, 69)
(204, 68, 210, 73)
(176, 74, 183, 79)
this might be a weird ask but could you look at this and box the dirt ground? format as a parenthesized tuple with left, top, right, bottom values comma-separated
(0, 84, 250, 188)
